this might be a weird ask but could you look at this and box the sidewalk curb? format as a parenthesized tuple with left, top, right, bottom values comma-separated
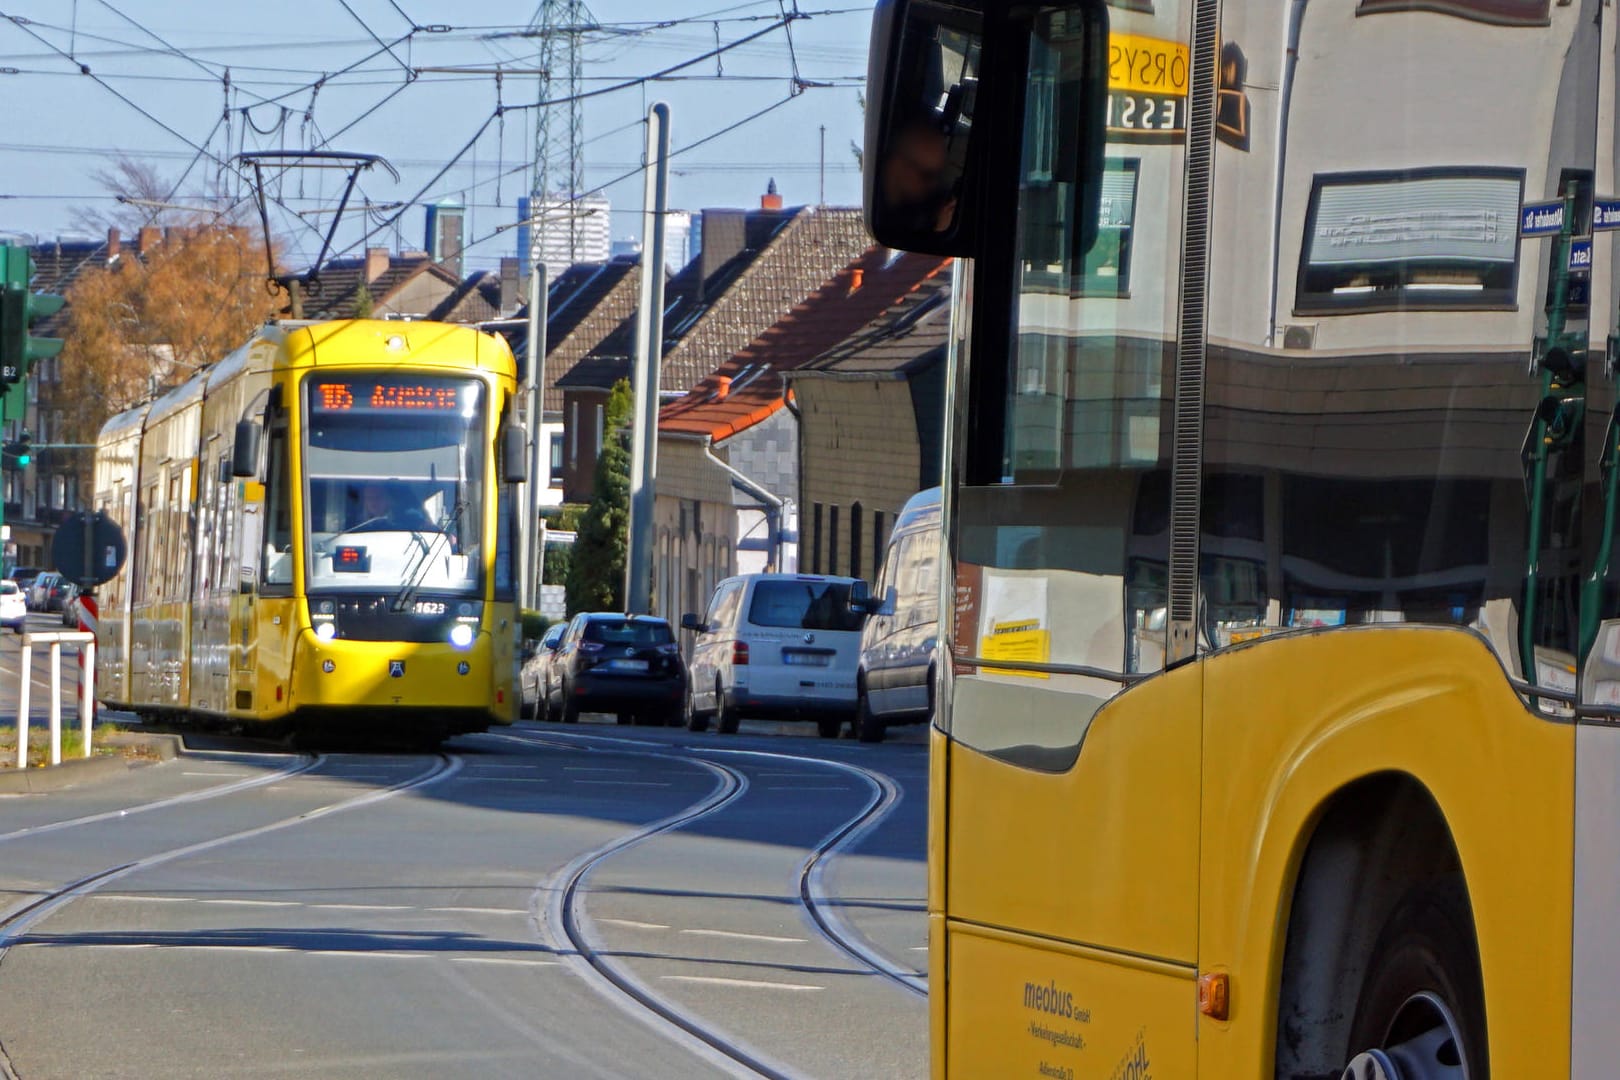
(0, 732, 185, 794)
(0, 753, 129, 794)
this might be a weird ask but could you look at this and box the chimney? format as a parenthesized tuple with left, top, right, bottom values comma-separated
(711, 376, 732, 402)
(365, 247, 391, 283)
(136, 226, 161, 255)
(106, 228, 120, 260)
(848, 267, 864, 295)
(761, 178, 784, 211)
(499, 257, 521, 317)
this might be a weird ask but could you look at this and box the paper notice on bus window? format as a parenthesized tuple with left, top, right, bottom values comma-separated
(979, 573, 1050, 678)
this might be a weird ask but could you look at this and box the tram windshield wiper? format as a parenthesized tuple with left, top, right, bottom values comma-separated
(391, 499, 466, 613)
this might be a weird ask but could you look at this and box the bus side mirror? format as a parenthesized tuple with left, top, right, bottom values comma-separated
(502, 424, 528, 484)
(863, 0, 984, 256)
(232, 421, 261, 479)
(848, 580, 884, 616)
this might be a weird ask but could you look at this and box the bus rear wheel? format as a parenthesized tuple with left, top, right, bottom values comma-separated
(1341, 878, 1486, 1080)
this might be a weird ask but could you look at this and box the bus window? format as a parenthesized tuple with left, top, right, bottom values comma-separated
(950, 0, 1182, 760)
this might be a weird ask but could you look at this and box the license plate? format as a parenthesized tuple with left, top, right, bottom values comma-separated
(603, 658, 649, 672)
(783, 651, 831, 667)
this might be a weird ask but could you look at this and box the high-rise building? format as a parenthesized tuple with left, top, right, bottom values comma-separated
(517, 193, 611, 276)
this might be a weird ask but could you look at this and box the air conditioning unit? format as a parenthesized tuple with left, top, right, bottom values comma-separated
(1282, 324, 1316, 350)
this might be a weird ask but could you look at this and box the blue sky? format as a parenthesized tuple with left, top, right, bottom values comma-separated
(0, 1, 873, 271)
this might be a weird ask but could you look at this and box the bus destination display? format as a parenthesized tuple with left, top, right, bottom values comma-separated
(313, 380, 464, 413)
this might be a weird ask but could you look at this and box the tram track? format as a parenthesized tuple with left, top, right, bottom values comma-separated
(0, 753, 462, 951)
(0, 752, 324, 845)
(498, 727, 924, 1078)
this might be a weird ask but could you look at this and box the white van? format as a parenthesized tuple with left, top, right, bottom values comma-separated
(682, 573, 867, 738)
(855, 488, 941, 742)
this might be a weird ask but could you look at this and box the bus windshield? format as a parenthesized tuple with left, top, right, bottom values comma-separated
(301, 374, 486, 595)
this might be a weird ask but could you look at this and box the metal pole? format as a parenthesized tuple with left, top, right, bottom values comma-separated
(626, 102, 671, 615)
(528, 260, 550, 611)
(517, 248, 543, 613)
(82, 637, 95, 757)
(15, 637, 29, 768)
(819, 124, 826, 207)
(48, 640, 61, 766)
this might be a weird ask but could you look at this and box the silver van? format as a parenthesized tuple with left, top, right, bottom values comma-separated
(854, 488, 941, 742)
(682, 573, 867, 738)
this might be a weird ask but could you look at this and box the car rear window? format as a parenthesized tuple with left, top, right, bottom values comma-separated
(584, 619, 674, 646)
(747, 580, 864, 632)
(1, 581, 16, 594)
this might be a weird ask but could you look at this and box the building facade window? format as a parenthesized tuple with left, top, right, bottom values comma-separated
(811, 503, 823, 575)
(1356, 0, 1548, 25)
(550, 433, 564, 485)
(1296, 167, 1524, 313)
(850, 502, 863, 580)
(829, 504, 840, 577)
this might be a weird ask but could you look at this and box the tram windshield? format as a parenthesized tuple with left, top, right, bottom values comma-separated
(301, 373, 487, 596)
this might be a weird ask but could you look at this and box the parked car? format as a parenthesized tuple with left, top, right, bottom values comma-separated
(683, 573, 867, 738)
(8, 566, 43, 601)
(548, 613, 687, 726)
(27, 571, 67, 612)
(59, 581, 81, 627)
(854, 488, 941, 743)
(521, 622, 567, 720)
(0, 580, 25, 633)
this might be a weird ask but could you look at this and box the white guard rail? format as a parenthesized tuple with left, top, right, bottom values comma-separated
(15, 630, 96, 769)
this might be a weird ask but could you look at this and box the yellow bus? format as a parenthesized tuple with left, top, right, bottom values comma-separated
(94, 319, 528, 743)
(865, 0, 1610, 1074)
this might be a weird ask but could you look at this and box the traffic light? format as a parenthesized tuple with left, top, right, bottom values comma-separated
(1, 429, 29, 470)
(0, 244, 64, 386)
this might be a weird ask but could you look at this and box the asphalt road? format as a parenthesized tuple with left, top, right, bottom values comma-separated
(0, 717, 929, 1079)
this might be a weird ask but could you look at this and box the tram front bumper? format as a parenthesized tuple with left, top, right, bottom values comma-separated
(291, 629, 497, 713)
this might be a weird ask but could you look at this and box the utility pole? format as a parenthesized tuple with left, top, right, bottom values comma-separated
(525, 257, 549, 612)
(819, 124, 826, 207)
(625, 103, 671, 616)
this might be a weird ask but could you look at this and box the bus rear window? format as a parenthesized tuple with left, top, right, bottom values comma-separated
(748, 580, 864, 632)
(584, 620, 674, 646)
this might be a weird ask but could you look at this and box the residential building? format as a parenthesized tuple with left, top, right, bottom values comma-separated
(555, 202, 871, 504)
(783, 264, 954, 582)
(652, 248, 952, 624)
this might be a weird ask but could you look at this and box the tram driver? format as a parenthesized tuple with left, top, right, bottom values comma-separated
(349, 482, 435, 533)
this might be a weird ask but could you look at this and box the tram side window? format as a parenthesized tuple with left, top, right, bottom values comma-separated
(263, 428, 293, 590)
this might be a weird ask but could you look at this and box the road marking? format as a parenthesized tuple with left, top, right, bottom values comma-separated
(307, 950, 423, 960)
(310, 903, 413, 912)
(429, 906, 528, 916)
(93, 894, 193, 904)
(194, 899, 299, 908)
(910, 946, 929, 952)
(660, 974, 823, 992)
(450, 956, 561, 967)
(679, 928, 807, 944)
(593, 917, 669, 930)
(181, 771, 240, 777)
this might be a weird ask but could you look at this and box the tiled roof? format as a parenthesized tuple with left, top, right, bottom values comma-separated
(659, 249, 952, 442)
(431, 269, 503, 324)
(559, 206, 872, 394)
(26, 240, 118, 335)
(784, 267, 953, 379)
(494, 259, 642, 414)
(300, 255, 460, 320)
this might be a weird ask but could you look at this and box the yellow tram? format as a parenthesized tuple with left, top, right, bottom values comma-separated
(93, 319, 526, 740)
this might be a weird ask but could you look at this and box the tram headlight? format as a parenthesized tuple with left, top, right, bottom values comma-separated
(449, 623, 475, 649)
(315, 621, 337, 642)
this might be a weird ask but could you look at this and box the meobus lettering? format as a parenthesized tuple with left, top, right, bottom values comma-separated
(1023, 980, 1076, 1019)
